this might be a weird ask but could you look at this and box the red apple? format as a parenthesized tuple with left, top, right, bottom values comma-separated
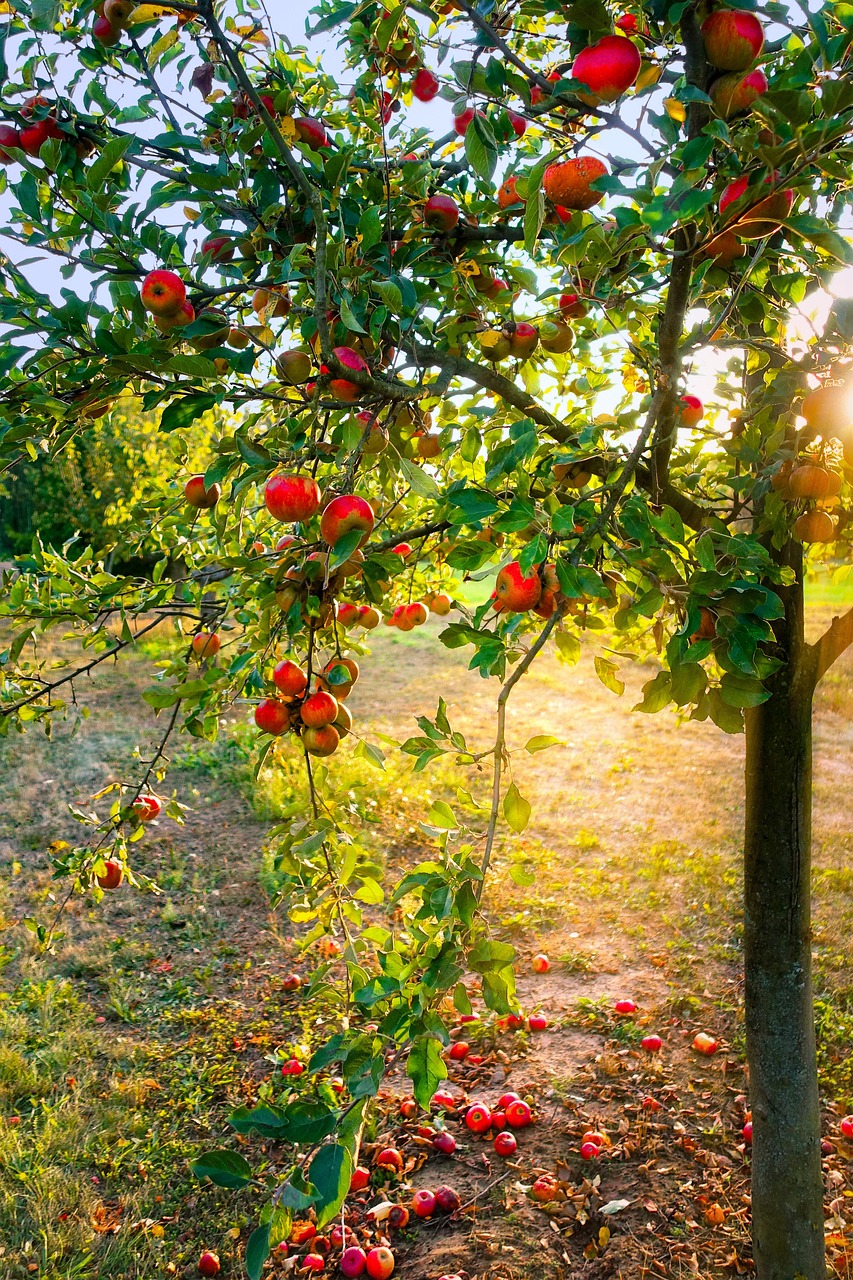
(198, 1252, 221, 1277)
(508, 322, 539, 359)
(290, 1222, 316, 1246)
(719, 174, 794, 239)
(303, 1256, 324, 1273)
(432, 1130, 456, 1154)
(272, 660, 308, 697)
(507, 110, 527, 137)
(743, 1120, 754, 1143)
(201, 235, 233, 262)
(350, 1166, 370, 1191)
(301, 690, 339, 729)
(341, 1247, 368, 1277)
(424, 193, 459, 232)
(320, 493, 375, 546)
(505, 1099, 532, 1129)
(841, 1116, 853, 1138)
(494, 1131, 517, 1157)
(254, 698, 291, 735)
(141, 269, 186, 318)
(294, 116, 329, 148)
(448, 1041, 469, 1061)
(94, 15, 121, 45)
(580, 1141, 600, 1160)
(184, 475, 220, 509)
(327, 346, 369, 401)
(531, 1175, 560, 1202)
(614, 999, 637, 1015)
(96, 859, 123, 890)
(191, 632, 220, 659)
(531, 953, 550, 973)
(412, 1188, 436, 1217)
(710, 68, 768, 118)
(692, 1032, 719, 1055)
(0, 124, 21, 163)
(391, 542, 412, 558)
(528, 1014, 548, 1031)
(495, 562, 542, 612)
(280, 1058, 304, 1076)
(375, 1146, 404, 1174)
(19, 117, 58, 156)
(679, 394, 703, 428)
(615, 13, 637, 33)
(642, 1094, 661, 1112)
(641, 1033, 663, 1053)
(571, 35, 641, 104)
(465, 1102, 492, 1134)
(701, 9, 764, 71)
(497, 1091, 520, 1109)
(133, 793, 161, 822)
(434, 1185, 460, 1214)
(412, 68, 440, 101)
(275, 349, 313, 385)
(264, 473, 322, 523)
(365, 1247, 395, 1280)
(282, 973, 301, 992)
(559, 291, 588, 318)
(453, 107, 476, 135)
(432, 1088, 455, 1109)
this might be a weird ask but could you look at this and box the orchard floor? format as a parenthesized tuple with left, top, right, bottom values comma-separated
(1, 591, 852, 1280)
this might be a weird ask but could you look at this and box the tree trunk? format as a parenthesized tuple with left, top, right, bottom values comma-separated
(743, 552, 825, 1279)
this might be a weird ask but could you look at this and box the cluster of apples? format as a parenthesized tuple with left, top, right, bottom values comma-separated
(93, 0, 134, 47)
(0, 95, 64, 161)
(254, 655, 357, 758)
(771, 384, 853, 544)
(702, 7, 767, 119)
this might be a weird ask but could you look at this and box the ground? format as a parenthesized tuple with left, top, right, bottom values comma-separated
(0, 579, 852, 1280)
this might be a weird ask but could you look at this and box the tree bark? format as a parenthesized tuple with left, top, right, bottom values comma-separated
(743, 546, 825, 1279)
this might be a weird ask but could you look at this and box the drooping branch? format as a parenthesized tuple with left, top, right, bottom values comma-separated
(812, 605, 853, 683)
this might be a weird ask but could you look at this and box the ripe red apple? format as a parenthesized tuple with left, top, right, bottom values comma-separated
(365, 1247, 395, 1280)
(184, 475, 220, 509)
(303, 1255, 324, 1273)
(201, 235, 233, 263)
(642, 1094, 661, 1112)
(743, 1120, 754, 1143)
(841, 1116, 853, 1138)
(320, 494, 375, 546)
(692, 1032, 719, 1055)
(272, 660, 308, 697)
(497, 1091, 520, 1109)
(282, 972, 301, 992)
(294, 116, 329, 148)
(412, 1188, 436, 1217)
(412, 67, 440, 101)
(465, 1102, 492, 1134)
(96, 859, 123, 890)
(505, 1099, 532, 1129)
(141, 269, 186, 318)
(434, 1185, 461, 1214)
(448, 1041, 469, 1061)
(571, 34, 641, 104)
(615, 12, 637, 32)
(495, 562, 542, 612)
(375, 1146, 404, 1174)
(424, 193, 459, 232)
(494, 1131, 517, 1157)
(641, 1033, 663, 1053)
(710, 68, 768, 118)
(198, 1252, 221, 1277)
(350, 1166, 370, 1191)
(391, 542, 412, 558)
(580, 1141, 600, 1160)
(614, 999, 637, 1015)
(264, 473, 322, 523)
(507, 110, 527, 137)
(531, 953, 550, 973)
(701, 9, 764, 71)
(133, 794, 161, 822)
(453, 107, 476, 135)
(301, 690, 339, 728)
(0, 124, 21, 163)
(254, 698, 291, 735)
(341, 1247, 368, 1277)
(280, 1058, 304, 1076)
(432, 1088, 456, 1110)
(399, 1096, 418, 1118)
(528, 1014, 548, 1031)
(719, 174, 794, 238)
(191, 632, 220, 659)
(94, 15, 121, 45)
(508, 322, 539, 359)
(432, 1130, 456, 1154)
(19, 117, 58, 156)
(679, 394, 703, 427)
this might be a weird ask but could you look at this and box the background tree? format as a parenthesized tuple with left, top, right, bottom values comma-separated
(0, 0, 852, 1275)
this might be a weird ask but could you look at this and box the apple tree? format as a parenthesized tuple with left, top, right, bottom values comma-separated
(1, 0, 852, 1275)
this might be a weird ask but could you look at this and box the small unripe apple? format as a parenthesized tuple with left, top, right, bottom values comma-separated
(275, 349, 313, 385)
(104, 0, 134, 23)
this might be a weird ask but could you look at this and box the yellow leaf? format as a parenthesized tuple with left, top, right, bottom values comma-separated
(664, 97, 686, 122)
(183, 207, 201, 221)
(147, 28, 178, 63)
(227, 1226, 241, 1240)
(279, 115, 299, 143)
(599, 1225, 611, 1246)
(129, 4, 172, 22)
(635, 61, 662, 91)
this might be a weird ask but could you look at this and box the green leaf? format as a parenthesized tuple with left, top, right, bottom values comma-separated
(160, 393, 217, 433)
(399, 457, 440, 497)
(228, 1104, 289, 1138)
(191, 1149, 253, 1188)
(407, 1034, 448, 1108)
(86, 135, 134, 191)
(524, 735, 565, 753)
(465, 114, 498, 180)
(555, 630, 581, 665)
(633, 670, 672, 713)
(509, 865, 536, 886)
(503, 782, 531, 833)
(427, 800, 458, 829)
(358, 207, 384, 251)
(246, 1225, 271, 1280)
(310, 1144, 353, 1228)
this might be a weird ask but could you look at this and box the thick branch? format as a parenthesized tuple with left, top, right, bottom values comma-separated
(812, 605, 853, 683)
